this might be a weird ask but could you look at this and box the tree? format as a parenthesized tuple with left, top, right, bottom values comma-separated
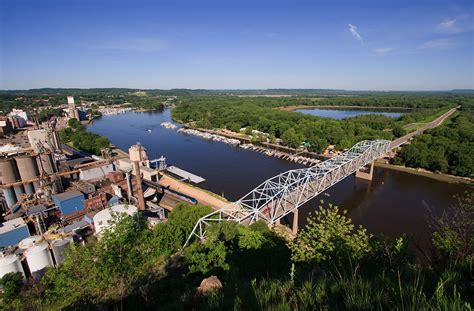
(67, 118, 81, 129)
(168, 204, 213, 245)
(288, 203, 372, 264)
(281, 128, 304, 148)
(430, 191, 473, 265)
(0, 272, 23, 306)
(392, 125, 406, 138)
(306, 136, 328, 153)
(185, 241, 229, 275)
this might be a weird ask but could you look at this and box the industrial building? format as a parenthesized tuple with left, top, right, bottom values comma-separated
(9, 109, 28, 128)
(0, 116, 13, 137)
(0, 100, 200, 282)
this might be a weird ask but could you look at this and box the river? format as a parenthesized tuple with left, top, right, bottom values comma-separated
(87, 109, 470, 252)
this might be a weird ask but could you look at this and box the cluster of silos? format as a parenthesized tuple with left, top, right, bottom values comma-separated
(0, 154, 56, 209)
(0, 158, 26, 208)
(0, 235, 73, 280)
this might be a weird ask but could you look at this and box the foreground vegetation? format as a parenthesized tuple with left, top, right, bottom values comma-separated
(1, 192, 472, 310)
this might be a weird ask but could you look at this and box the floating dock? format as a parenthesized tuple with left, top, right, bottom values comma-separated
(166, 166, 206, 184)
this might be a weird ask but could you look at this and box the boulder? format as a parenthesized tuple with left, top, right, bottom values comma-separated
(196, 275, 223, 294)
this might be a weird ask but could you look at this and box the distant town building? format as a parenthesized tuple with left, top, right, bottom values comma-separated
(0, 116, 13, 137)
(9, 109, 28, 128)
(67, 96, 80, 120)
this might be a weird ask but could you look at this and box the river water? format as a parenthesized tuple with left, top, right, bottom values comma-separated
(295, 108, 404, 119)
(87, 109, 470, 251)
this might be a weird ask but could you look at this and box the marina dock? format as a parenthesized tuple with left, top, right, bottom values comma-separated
(166, 166, 206, 184)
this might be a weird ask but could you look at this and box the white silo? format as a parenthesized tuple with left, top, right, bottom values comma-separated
(0, 254, 25, 279)
(50, 237, 73, 266)
(93, 204, 138, 238)
(24, 242, 54, 280)
(18, 235, 43, 251)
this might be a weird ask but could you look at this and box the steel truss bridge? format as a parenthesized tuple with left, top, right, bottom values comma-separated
(184, 139, 391, 247)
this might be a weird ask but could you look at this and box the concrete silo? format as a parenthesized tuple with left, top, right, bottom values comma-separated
(24, 242, 54, 280)
(0, 254, 25, 279)
(16, 155, 40, 195)
(0, 158, 23, 208)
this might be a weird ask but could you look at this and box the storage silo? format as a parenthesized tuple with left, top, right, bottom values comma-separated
(0, 254, 25, 279)
(24, 242, 54, 279)
(1, 188, 17, 209)
(0, 158, 22, 207)
(18, 235, 43, 251)
(50, 237, 73, 266)
(93, 204, 138, 238)
(16, 155, 40, 195)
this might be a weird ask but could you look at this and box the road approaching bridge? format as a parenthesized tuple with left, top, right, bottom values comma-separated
(391, 106, 458, 149)
(184, 106, 459, 247)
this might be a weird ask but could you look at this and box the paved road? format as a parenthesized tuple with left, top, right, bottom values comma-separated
(390, 106, 459, 149)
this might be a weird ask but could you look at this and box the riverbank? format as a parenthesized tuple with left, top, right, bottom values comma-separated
(375, 160, 473, 184)
(159, 173, 229, 210)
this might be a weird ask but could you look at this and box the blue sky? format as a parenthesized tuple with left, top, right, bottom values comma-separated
(1, 0, 473, 90)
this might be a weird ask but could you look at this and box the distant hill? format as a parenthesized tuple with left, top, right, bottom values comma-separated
(0, 88, 470, 96)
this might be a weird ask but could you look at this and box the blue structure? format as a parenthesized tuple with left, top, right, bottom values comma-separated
(52, 191, 85, 216)
(107, 195, 120, 206)
(0, 218, 30, 247)
(77, 108, 88, 120)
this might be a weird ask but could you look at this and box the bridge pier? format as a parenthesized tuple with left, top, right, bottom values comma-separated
(355, 160, 374, 181)
(292, 209, 299, 235)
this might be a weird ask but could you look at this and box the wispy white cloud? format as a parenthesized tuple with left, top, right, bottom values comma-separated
(87, 37, 167, 52)
(348, 24, 363, 42)
(373, 47, 393, 54)
(419, 38, 458, 50)
(436, 18, 462, 34)
(435, 15, 472, 34)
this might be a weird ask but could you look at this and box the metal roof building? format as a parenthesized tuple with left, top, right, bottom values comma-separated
(52, 191, 85, 216)
(0, 218, 30, 248)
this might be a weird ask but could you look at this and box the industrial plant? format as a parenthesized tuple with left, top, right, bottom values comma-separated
(0, 96, 206, 281)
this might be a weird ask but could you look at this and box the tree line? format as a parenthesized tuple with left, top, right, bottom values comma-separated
(394, 112, 474, 177)
(59, 119, 110, 155)
(172, 95, 458, 152)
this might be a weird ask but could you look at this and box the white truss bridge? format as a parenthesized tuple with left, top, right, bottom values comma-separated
(184, 139, 391, 247)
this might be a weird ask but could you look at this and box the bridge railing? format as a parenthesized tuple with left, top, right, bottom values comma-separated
(183, 139, 391, 247)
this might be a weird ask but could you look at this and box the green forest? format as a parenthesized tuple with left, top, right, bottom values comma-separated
(172, 96, 456, 151)
(59, 119, 110, 155)
(1, 194, 472, 310)
(394, 112, 474, 177)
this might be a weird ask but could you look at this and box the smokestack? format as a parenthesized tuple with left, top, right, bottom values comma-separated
(132, 161, 145, 211)
(128, 144, 147, 211)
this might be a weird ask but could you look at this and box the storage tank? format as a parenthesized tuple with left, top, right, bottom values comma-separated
(0, 254, 25, 278)
(15, 155, 40, 195)
(18, 235, 43, 251)
(93, 204, 138, 238)
(24, 242, 54, 279)
(50, 237, 73, 266)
